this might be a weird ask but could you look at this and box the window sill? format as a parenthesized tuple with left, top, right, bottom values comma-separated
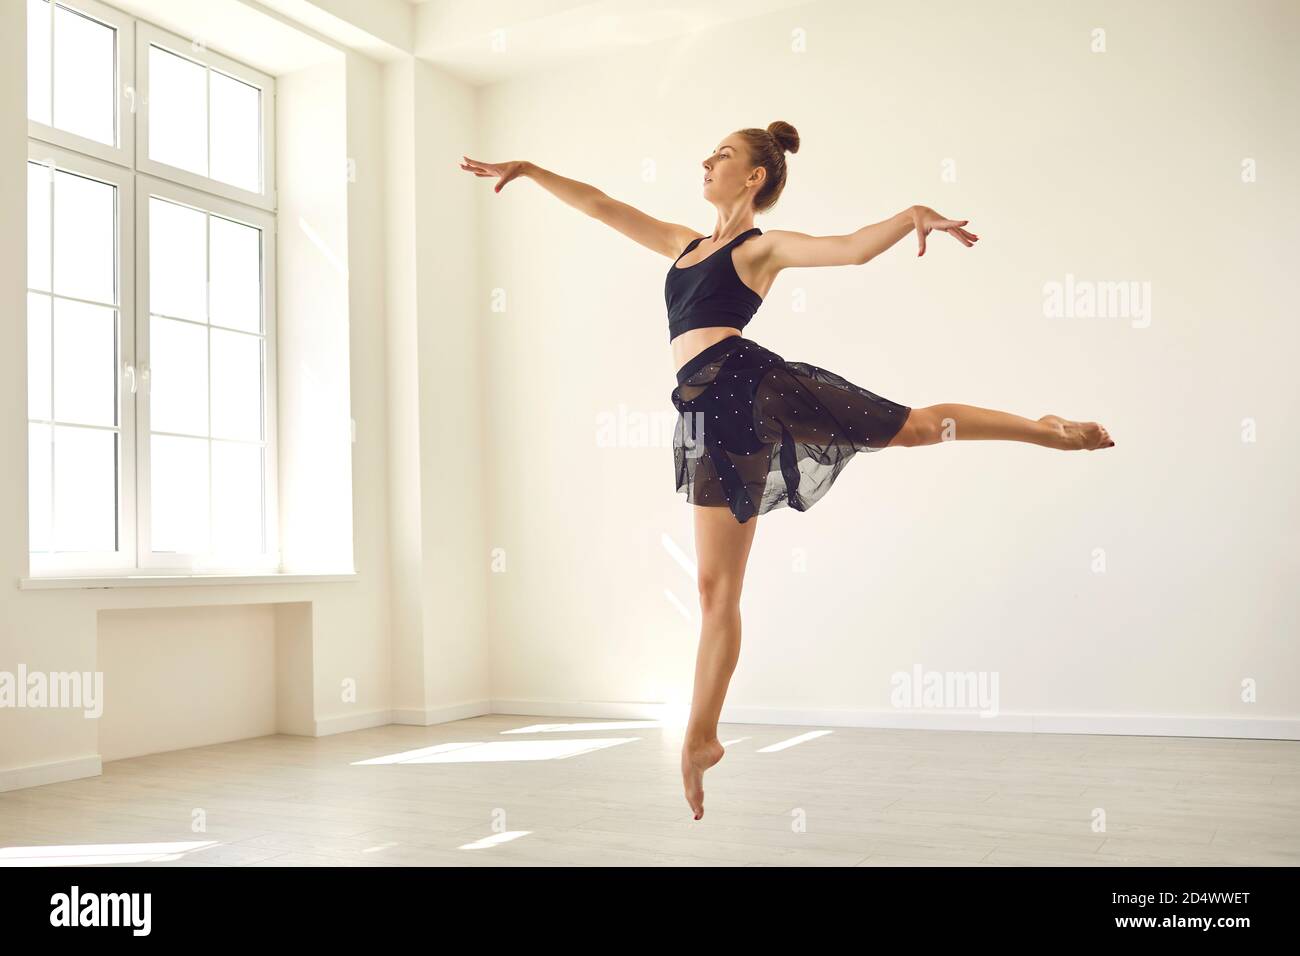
(17, 571, 357, 591)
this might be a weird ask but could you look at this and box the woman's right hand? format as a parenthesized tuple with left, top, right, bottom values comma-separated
(909, 205, 978, 256)
(459, 156, 530, 193)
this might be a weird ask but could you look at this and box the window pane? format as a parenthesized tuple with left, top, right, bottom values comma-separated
(52, 4, 115, 146)
(149, 197, 206, 321)
(148, 45, 207, 176)
(150, 316, 207, 436)
(29, 423, 52, 553)
(27, 162, 51, 292)
(211, 440, 263, 555)
(53, 168, 115, 304)
(27, 0, 51, 126)
(28, 293, 52, 422)
(151, 434, 209, 554)
(53, 298, 116, 427)
(209, 215, 260, 332)
(210, 329, 261, 441)
(53, 425, 117, 552)
(209, 71, 260, 192)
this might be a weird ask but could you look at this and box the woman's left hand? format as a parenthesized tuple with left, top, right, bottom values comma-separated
(910, 206, 979, 256)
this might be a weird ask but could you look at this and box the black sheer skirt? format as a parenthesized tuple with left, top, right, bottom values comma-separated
(671, 335, 911, 524)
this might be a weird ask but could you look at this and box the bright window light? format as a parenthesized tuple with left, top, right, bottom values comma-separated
(147, 45, 206, 176)
(52, 3, 116, 145)
(148, 44, 263, 192)
(208, 215, 261, 332)
(25, 5, 277, 576)
(52, 425, 117, 551)
(146, 196, 268, 561)
(150, 433, 209, 554)
(209, 70, 261, 192)
(148, 196, 206, 321)
(52, 298, 116, 427)
(26, 160, 122, 559)
(27, 0, 118, 147)
(52, 168, 115, 306)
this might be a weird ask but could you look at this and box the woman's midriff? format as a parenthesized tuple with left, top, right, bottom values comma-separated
(671, 326, 743, 378)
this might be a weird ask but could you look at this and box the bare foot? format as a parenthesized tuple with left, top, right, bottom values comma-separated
(681, 738, 725, 820)
(1039, 414, 1114, 450)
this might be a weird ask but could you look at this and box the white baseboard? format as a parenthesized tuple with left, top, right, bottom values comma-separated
(489, 698, 1300, 740)
(1020, 713, 1298, 740)
(303, 700, 494, 736)
(0, 755, 102, 793)
(312, 708, 394, 736)
(390, 699, 492, 727)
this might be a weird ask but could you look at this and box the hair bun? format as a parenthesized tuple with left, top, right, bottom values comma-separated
(767, 121, 800, 155)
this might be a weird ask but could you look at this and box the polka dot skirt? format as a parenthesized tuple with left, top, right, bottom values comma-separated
(670, 335, 912, 524)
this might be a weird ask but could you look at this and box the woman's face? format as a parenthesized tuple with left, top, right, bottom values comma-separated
(701, 135, 754, 202)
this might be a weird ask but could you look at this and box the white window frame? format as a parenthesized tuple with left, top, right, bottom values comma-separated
(26, 0, 136, 169)
(135, 21, 276, 212)
(26, 140, 137, 575)
(135, 175, 280, 573)
(25, 0, 280, 578)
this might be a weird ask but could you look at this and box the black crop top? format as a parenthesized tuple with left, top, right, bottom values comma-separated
(664, 227, 763, 342)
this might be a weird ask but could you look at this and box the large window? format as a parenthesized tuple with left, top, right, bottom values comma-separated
(26, 0, 277, 575)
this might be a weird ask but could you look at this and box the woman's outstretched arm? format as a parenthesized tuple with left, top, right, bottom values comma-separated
(459, 156, 697, 260)
(765, 205, 979, 269)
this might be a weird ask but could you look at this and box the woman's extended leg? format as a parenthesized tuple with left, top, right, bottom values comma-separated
(886, 405, 1114, 449)
(681, 503, 759, 820)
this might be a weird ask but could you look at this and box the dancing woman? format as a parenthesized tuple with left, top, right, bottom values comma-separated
(459, 121, 1113, 820)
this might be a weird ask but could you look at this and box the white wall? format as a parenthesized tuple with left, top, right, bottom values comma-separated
(477, 0, 1300, 731)
(384, 57, 491, 722)
(383, 56, 427, 717)
(97, 605, 279, 761)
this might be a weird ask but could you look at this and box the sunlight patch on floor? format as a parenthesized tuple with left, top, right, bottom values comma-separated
(351, 738, 640, 764)
(0, 840, 218, 867)
(757, 730, 833, 752)
(502, 720, 662, 734)
(459, 830, 531, 850)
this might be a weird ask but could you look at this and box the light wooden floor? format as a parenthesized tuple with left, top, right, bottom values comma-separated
(2, 716, 1298, 866)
